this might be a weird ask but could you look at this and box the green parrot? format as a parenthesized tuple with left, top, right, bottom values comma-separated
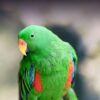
(18, 25, 78, 100)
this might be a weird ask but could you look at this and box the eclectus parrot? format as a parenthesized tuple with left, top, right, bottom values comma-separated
(18, 25, 78, 100)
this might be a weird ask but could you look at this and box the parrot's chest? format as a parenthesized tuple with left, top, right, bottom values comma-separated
(40, 71, 67, 97)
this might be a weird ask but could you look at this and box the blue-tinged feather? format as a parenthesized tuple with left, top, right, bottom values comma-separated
(29, 65, 35, 85)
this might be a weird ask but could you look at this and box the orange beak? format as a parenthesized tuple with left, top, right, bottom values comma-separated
(18, 39, 27, 56)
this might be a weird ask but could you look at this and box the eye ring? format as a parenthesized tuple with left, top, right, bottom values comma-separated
(30, 34, 34, 38)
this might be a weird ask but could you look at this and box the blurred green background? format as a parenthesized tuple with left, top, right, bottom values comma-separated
(0, 1, 100, 100)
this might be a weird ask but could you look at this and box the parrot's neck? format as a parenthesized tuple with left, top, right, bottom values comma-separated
(29, 47, 52, 61)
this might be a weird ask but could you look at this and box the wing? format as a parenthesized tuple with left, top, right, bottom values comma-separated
(18, 56, 43, 100)
(67, 45, 78, 87)
(63, 43, 78, 97)
(64, 44, 78, 91)
(63, 55, 78, 99)
(18, 56, 35, 100)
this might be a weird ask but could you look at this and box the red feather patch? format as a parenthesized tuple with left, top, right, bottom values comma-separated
(32, 70, 42, 92)
(65, 60, 74, 90)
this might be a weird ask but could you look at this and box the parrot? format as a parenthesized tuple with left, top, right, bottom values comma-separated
(18, 25, 78, 100)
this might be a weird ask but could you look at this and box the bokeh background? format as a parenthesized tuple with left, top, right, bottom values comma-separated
(0, 1, 100, 100)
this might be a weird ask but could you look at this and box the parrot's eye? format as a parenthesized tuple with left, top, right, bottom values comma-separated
(30, 34, 34, 38)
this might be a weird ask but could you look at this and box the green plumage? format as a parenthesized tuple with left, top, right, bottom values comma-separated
(18, 25, 78, 100)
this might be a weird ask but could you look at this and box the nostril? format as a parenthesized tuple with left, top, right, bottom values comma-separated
(21, 41, 24, 45)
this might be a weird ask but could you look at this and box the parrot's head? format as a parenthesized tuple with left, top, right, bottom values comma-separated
(18, 25, 57, 56)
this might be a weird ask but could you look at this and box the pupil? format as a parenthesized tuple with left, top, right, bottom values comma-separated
(31, 34, 34, 37)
